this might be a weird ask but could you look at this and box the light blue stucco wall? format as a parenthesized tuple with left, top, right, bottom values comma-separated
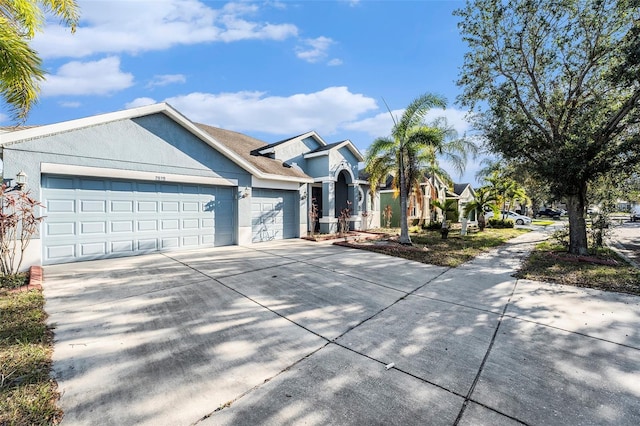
(306, 157, 329, 179)
(272, 136, 321, 171)
(1, 113, 253, 239)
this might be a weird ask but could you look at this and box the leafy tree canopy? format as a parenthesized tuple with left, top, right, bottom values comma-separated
(0, 0, 79, 121)
(456, 0, 640, 254)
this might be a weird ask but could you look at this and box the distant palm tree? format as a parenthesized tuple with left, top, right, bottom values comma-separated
(463, 187, 498, 231)
(365, 93, 447, 244)
(422, 116, 478, 223)
(431, 198, 458, 227)
(1, 0, 79, 121)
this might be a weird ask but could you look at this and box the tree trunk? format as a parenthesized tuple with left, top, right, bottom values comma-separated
(567, 189, 589, 255)
(398, 162, 412, 245)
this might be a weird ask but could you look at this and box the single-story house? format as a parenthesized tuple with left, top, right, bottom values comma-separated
(0, 103, 376, 268)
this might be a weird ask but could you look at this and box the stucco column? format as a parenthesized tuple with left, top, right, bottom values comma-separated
(349, 183, 360, 216)
(237, 185, 252, 245)
(349, 183, 362, 230)
(319, 180, 337, 233)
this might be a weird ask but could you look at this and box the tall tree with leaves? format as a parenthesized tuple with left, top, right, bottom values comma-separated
(456, 0, 640, 255)
(1, 0, 79, 121)
(365, 93, 447, 244)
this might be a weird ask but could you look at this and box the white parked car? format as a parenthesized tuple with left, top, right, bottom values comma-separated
(485, 210, 532, 225)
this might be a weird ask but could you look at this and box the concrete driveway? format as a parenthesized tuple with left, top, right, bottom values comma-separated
(44, 232, 640, 425)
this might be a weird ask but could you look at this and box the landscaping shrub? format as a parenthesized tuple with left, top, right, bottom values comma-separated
(488, 218, 514, 228)
(423, 221, 443, 231)
(551, 225, 570, 249)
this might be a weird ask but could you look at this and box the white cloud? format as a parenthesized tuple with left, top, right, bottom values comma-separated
(345, 107, 473, 138)
(140, 86, 377, 135)
(59, 101, 82, 108)
(41, 57, 134, 96)
(327, 58, 343, 66)
(424, 108, 473, 136)
(0, 113, 9, 124)
(146, 74, 187, 88)
(296, 36, 334, 63)
(125, 97, 157, 109)
(34, 0, 299, 59)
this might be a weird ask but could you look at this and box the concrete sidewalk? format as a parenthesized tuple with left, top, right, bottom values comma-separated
(44, 232, 640, 425)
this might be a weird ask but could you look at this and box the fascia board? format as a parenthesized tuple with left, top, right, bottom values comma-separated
(303, 150, 330, 159)
(262, 131, 325, 156)
(0, 103, 169, 146)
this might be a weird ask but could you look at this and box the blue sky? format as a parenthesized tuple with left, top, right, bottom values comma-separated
(5, 0, 482, 184)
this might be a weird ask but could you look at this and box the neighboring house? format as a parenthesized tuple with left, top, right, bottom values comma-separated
(0, 103, 370, 268)
(379, 173, 457, 227)
(450, 183, 477, 222)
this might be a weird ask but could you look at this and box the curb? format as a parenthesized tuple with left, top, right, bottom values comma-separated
(8, 266, 43, 293)
(607, 241, 640, 270)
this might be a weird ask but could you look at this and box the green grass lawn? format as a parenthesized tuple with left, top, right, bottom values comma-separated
(531, 219, 557, 226)
(0, 288, 61, 425)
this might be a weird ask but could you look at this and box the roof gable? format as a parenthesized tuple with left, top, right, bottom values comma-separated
(0, 103, 312, 183)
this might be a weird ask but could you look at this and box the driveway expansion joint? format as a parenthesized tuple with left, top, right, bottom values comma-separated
(453, 277, 519, 425)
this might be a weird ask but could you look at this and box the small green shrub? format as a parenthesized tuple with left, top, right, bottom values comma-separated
(0, 273, 28, 289)
(488, 218, 514, 228)
(551, 225, 570, 248)
(410, 218, 420, 227)
(423, 221, 443, 230)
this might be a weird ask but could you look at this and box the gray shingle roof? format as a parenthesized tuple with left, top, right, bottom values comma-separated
(453, 183, 470, 196)
(307, 141, 346, 154)
(195, 123, 310, 179)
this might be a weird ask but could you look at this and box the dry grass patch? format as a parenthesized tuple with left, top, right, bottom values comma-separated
(337, 228, 529, 267)
(515, 242, 640, 296)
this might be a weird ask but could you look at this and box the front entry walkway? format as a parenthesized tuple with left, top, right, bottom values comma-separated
(44, 234, 640, 425)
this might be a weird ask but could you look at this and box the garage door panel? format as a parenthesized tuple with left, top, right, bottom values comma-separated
(137, 220, 157, 232)
(111, 200, 133, 212)
(81, 242, 106, 256)
(138, 201, 157, 212)
(111, 241, 134, 253)
(138, 239, 158, 251)
(47, 222, 75, 236)
(47, 199, 75, 213)
(251, 189, 298, 243)
(111, 221, 133, 233)
(80, 200, 106, 213)
(79, 178, 106, 190)
(80, 222, 106, 235)
(47, 245, 75, 260)
(42, 175, 236, 264)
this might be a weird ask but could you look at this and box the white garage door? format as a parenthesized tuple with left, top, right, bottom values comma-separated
(41, 175, 235, 264)
(251, 189, 298, 242)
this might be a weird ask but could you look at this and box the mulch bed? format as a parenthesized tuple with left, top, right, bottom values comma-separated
(549, 252, 619, 266)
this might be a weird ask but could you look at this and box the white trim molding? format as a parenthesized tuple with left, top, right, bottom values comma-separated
(251, 177, 304, 191)
(41, 163, 238, 186)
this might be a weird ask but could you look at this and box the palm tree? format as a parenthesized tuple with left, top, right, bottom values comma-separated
(431, 198, 458, 226)
(463, 187, 498, 231)
(422, 116, 478, 223)
(365, 93, 447, 244)
(0, 0, 79, 121)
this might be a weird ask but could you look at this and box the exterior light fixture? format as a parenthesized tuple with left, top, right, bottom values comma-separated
(15, 170, 27, 188)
